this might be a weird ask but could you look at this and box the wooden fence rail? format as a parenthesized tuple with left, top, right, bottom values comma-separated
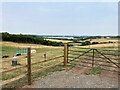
(2, 43, 119, 87)
(2, 65, 27, 73)
(2, 46, 65, 86)
(32, 55, 64, 66)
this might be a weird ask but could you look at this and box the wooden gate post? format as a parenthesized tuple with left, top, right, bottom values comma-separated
(27, 48, 31, 85)
(64, 43, 68, 67)
(67, 44, 68, 63)
(92, 49, 95, 67)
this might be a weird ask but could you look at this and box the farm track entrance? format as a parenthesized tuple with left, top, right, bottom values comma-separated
(68, 46, 120, 72)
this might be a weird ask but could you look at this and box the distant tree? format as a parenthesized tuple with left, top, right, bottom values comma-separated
(91, 42, 99, 44)
(1, 32, 64, 46)
(81, 41, 91, 46)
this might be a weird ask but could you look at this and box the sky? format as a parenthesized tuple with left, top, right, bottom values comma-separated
(1, 1, 119, 36)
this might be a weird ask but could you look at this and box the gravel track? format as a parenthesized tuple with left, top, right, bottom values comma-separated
(22, 66, 118, 88)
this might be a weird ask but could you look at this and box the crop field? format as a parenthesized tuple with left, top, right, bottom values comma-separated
(77, 43, 118, 48)
(86, 38, 118, 43)
(46, 39, 72, 43)
(78, 38, 119, 48)
(1, 38, 119, 88)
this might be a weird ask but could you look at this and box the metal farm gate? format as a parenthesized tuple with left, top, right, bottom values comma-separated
(67, 46, 120, 72)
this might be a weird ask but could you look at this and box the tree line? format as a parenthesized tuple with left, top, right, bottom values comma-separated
(1, 32, 64, 46)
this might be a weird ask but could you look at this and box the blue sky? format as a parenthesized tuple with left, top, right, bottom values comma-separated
(2, 2, 118, 36)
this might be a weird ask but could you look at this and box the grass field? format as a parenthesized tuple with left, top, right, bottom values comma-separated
(1, 38, 119, 88)
(1, 39, 118, 71)
(1, 41, 64, 87)
(1, 42, 63, 70)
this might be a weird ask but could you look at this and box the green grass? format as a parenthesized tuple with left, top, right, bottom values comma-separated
(35, 48, 54, 53)
(2, 46, 17, 51)
(84, 66, 102, 75)
(2, 46, 19, 57)
(2, 45, 64, 88)
(2, 63, 64, 88)
(32, 64, 64, 81)
(2, 68, 27, 80)
(2, 46, 63, 59)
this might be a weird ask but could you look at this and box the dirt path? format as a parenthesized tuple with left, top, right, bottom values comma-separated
(22, 66, 118, 88)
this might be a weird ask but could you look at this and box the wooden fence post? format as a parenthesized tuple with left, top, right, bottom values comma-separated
(67, 44, 68, 63)
(64, 43, 68, 67)
(27, 48, 31, 85)
(92, 49, 95, 67)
